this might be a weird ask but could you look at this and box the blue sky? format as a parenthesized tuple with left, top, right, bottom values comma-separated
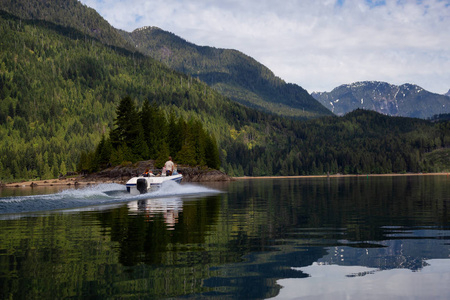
(80, 0, 450, 94)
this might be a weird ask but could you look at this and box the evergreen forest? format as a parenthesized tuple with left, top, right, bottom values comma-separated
(122, 26, 332, 119)
(1, 8, 450, 182)
(79, 96, 221, 172)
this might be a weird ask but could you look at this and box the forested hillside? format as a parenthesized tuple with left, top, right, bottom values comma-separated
(0, 10, 277, 180)
(229, 109, 450, 176)
(1, 2, 450, 182)
(80, 96, 221, 173)
(0, 0, 133, 51)
(121, 26, 331, 119)
(1, 0, 331, 120)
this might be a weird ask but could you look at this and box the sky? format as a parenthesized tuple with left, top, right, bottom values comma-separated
(79, 0, 450, 94)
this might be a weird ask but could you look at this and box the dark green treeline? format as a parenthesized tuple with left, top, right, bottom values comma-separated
(1, 10, 450, 181)
(0, 10, 244, 180)
(78, 96, 221, 172)
(224, 110, 450, 176)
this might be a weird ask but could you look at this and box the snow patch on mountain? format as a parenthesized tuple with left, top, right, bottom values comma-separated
(311, 81, 450, 119)
(445, 89, 450, 97)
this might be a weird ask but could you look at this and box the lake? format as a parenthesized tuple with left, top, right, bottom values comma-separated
(1, 175, 449, 299)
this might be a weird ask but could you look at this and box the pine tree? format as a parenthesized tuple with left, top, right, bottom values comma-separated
(140, 100, 167, 158)
(205, 134, 220, 169)
(110, 96, 140, 148)
(95, 136, 113, 170)
(110, 143, 134, 166)
(60, 160, 67, 176)
(140, 100, 154, 156)
(42, 163, 53, 180)
(132, 125, 150, 161)
(151, 104, 168, 157)
(155, 141, 170, 169)
(191, 119, 206, 166)
(177, 122, 197, 166)
(167, 112, 182, 157)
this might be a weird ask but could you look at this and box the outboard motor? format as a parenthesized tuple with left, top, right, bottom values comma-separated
(136, 178, 148, 194)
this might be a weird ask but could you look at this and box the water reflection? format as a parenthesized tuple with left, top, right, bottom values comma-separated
(195, 176, 450, 298)
(96, 194, 222, 268)
(276, 259, 450, 300)
(1, 176, 450, 299)
(127, 197, 183, 230)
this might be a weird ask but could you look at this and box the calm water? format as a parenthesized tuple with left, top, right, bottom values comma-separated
(0, 176, 449, 299)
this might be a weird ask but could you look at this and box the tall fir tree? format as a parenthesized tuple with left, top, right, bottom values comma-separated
(205, 134, 221, 169)
(155, 141, 170, 169)
(110, 96, 140, 149)
(167, 112, 182, 158)
(177, 125, 197, 166)
(84, 96, 224, 171)
(191, 119, 206, 166)
(132, 123, 150, 161)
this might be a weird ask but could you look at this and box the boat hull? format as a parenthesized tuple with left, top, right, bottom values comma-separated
(126, 174, 183, 195)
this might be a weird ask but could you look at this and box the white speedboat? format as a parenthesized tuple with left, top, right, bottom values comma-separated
(126, 173, 183, 195)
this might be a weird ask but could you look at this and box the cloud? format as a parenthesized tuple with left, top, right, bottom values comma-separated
(80, 0, 450, 94)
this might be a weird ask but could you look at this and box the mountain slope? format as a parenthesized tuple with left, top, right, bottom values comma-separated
(0, 0, 133, 51)
(1, 1, 449, 182)
(1, 0, 331, 119)
(119, 26, 332, 119)
(0, 8, 290, 179)
(312, 81, 450, 119)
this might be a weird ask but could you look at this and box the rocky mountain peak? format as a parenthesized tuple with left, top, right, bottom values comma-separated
(132, 26, 161, 33)
(311, 81, 450, 119)
(445, 89, 450, 97)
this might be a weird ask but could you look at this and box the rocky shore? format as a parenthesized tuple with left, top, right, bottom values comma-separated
(1, 160, 231, 188)
(83, 160, 230, 183)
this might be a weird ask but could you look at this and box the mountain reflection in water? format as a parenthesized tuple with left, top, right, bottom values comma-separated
(0, 176, 449, 299)
(277, 259, 450, 299)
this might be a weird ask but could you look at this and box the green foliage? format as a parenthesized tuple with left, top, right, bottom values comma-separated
(0, 0, 133, 51)
(224, 109, 450, 176)
(154, 143, 168, 169)
(205, 134, 221, 170)
(110, 96, 140, 149)
(0, 11, 236, 180)
(84, 97, 221, 171)
(1, 7, 450, 182)
(422, 148, 450, 172)
(125, 27, 332, 119)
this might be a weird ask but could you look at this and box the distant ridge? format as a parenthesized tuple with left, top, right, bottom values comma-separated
(312, 81, 450, 119)
(1, 1, 450, 180)
(0, 0, 133, 51)
(119, 26, 332, 119)
(1, 0, 331, 119)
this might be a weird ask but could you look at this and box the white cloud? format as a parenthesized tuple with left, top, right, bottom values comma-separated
(80, 0, 450, 94)
(276, 260, 450, 299)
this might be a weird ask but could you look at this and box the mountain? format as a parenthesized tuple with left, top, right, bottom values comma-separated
(0, 0, 133, 51)
(1, 1, 450, 181)
(445, 89, 450, 97)
(119, 26, 332, 119)
(0, 7, 280, 179)
(1, 0, 330, 119)
(312, 81, 450, 119)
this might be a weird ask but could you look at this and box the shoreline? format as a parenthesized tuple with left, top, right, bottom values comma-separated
(1, 177, 119, 189)
(2, 172, 449, 188)
(233, 172, 450, 180)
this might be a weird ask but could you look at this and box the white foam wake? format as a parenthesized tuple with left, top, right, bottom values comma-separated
(0, 182, 220, 217)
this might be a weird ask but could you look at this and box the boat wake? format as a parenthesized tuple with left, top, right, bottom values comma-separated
(0, 182, 220, 218)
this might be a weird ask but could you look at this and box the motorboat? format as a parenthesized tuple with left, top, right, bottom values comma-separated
(126, 173, 183, 195)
